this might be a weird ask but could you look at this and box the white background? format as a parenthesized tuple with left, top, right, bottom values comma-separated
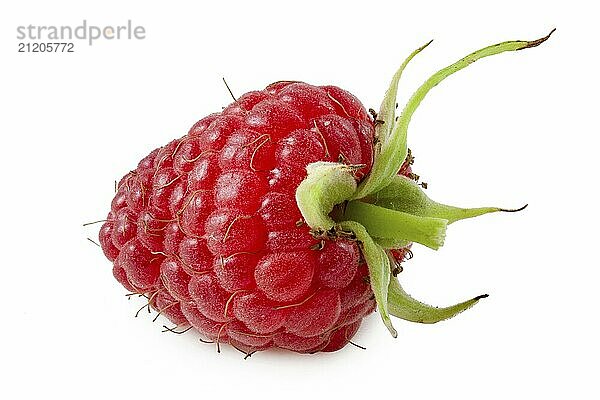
(1, 1, 598, 399)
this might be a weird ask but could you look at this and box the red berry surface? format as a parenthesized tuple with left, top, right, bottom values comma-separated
(99, 82, 406, 353)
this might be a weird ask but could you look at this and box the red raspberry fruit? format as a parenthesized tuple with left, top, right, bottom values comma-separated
(98, 32, 552, 354)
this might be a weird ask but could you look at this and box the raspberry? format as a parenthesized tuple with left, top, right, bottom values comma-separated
(98, 32, 552, 354)
(101, 81, 375, 352)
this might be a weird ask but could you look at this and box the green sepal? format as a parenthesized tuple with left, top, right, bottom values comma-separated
(373, 236, 411, 250)
(369, 175, 517, 224)
(295, 162, 357, 231)
(354, 30, 555, 200)
(338, 221, 397, 338)
(353, 41, 432, 200)
(388, 273, 488, 324)
(341, 200, 447, 250)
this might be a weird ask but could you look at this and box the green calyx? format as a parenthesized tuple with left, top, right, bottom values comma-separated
(295, 30, 554, 337)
